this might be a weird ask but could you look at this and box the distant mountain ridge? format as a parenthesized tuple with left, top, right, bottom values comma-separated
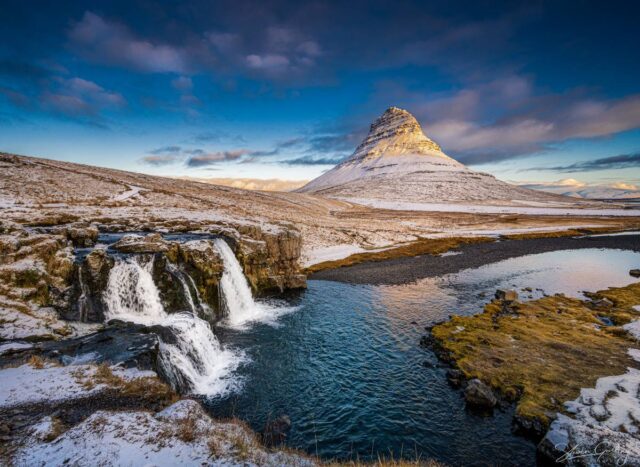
(298, 107, 570, 205)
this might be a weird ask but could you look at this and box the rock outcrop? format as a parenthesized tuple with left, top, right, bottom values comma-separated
(236, 226, 306, 294)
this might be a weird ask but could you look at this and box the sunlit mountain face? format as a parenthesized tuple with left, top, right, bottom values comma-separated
(0, 1, 639, 188)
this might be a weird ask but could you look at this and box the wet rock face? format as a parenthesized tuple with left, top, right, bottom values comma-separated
(177, 240, 224, 319)
(63, 249, 113, 322)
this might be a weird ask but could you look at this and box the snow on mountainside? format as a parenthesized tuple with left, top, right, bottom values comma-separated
(298, 107, 576, 205)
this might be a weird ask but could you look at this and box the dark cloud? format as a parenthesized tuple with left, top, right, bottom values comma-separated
(139, 154, 182, 166)
(282, 155, 346, 166)
(526, 153, 640, 173)
(186, 149, 249, 167)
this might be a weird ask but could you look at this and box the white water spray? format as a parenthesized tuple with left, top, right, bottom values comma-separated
(103, 255, 243, 396)
(214, 238, 296, 329)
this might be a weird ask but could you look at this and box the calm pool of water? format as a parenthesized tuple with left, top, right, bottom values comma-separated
(207, 248, 640, 466)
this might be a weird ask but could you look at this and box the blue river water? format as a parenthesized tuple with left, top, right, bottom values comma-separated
(206, 248, 640, 466)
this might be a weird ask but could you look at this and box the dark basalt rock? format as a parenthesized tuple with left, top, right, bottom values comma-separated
(151, 254, 192, 314)
(42, 321, 159, 370)
(630, 269, 640, 278)
(446, 369, 464, 388)
(62, 249, 113, 322)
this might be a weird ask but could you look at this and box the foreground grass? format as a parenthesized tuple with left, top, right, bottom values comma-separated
(430, 282, 640, 434)
(306, 236, 493, 274)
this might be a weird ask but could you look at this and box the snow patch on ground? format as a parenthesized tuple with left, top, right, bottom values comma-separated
(345, 198, 640, 217)
(0, 363, 154, 409)
(0, 341, 33, 355)
(624, 319, 640, 340)
(302, 244, 368, 267)
(14, 399, 315, 467)
(541, 349, 640, 465)
(111, 185, 145, 201)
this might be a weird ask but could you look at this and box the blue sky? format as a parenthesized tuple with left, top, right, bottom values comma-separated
(1, 0, 639, 186)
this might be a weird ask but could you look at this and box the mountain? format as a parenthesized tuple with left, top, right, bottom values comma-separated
(298, 107, 568, 205)
(521, 179, 640, 200)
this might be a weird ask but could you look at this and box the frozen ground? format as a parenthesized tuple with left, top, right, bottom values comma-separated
(13, 399, 315, 467)
(1, 151, 639, 266)
(343, 198, 640, 217)
(0, 363, 155, 409)
(542, 348, 640, 465)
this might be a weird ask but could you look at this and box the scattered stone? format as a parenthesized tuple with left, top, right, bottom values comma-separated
(446, 369, 464, 388)
(262, 415, 292, 447)
(495, 289, 518, 302)
(588, 297, 614, 309)
(464, 378, 497, 408)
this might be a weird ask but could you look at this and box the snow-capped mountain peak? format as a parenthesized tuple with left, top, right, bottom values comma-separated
(299, 107, 464, 193)
(349, 106, 446, 161)
(298, 107, 574, 205)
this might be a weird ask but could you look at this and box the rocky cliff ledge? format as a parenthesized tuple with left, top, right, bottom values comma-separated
(0, 215, 306, 340)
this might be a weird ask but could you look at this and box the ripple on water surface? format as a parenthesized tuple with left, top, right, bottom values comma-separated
(208, 248, 640, 466)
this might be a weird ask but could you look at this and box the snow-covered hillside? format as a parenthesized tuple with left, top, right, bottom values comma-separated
(298, 107, 574, 205)
(521, 179, 640, 199)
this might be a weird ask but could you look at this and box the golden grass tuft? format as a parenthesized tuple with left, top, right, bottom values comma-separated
(176, 417, 197, 443)
(306, 237, 493, 274)
(76, 362, 177, 405)
(27, 354, 46, 369)
(430, 282, 640, 432)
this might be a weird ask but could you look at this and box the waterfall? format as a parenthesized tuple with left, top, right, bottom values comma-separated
(104, 257, 165, 325)
(103, 255, 243, 396)
(77, 267, 89, 322)
(214, 238, 296, 329)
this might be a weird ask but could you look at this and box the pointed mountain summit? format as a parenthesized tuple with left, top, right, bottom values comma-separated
(298, 107, 564, 205)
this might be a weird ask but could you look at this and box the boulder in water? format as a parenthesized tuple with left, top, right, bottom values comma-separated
(630, 269, 640, 278)
(495, 289, 518, 302)
(464, 378, 497, 408)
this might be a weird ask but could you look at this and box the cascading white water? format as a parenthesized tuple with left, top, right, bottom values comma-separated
(104, 257, 165, 325)
(103, 255, 243, 396)
(158, 313, 241, 395)
(214, 238, 296, 329)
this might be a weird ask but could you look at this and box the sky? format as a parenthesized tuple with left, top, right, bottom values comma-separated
(1, 0, 639, 188)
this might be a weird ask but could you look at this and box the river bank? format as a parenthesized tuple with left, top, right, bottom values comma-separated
(310, 232, 640, 284)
